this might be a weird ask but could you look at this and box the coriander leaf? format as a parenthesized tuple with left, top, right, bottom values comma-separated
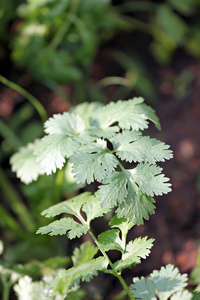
(131, 277, 156, 300)
(82, 194, 110, 225)
(171, 290, 193, 300)
(129, 164, 171, 196)
(113, 237, 154, 271)
(44, 112, 85, 135)
(112, 131, 173, 164)
(70, 139, 118, 184)
(40, 192, 93, 218)
(109, 214, 135, 236)
(151, 264, 188, 300)
(98, 229, 124, 252)
(93, 98, 160, 131)
(116, 190, 156, 225)
(52, 257, 108, 295)
(97, 171, 128, 208)
(37, 217, 88, 239)
(131, 264, 189, 300)
(98, 170, 157, 225)
(10, 140, 45, 184)
(34, 135, 79, 175)
(70, 102, 103, 129)
(72, 242, 98, 267)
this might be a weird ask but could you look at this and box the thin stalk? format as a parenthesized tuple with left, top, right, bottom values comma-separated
(0, 203, 25, 239)
(2, 282, 11, 300)
(0, 75, 47, 123)
(0, 119, 22, 149)
(88, 229, 135, 300)
(97, 76, 131, 88)
(0, 167, 36, 232)
(50, 0, 79, 49)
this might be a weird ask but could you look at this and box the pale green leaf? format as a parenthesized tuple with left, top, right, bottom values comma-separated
(70, 139, 118, 184)
(116, 190, 156, 226)
(131, 264, 189, 300)
(151, 264, 188, 300)
(112, 131, 173, 163)
(171, 290, 193, 300)
(97, 171, 128, 208)
(70, 102, 103, 129)
(131, 277, 156, 300)
(82, 194, 110, 225)
(129, 164, 171, 196)
(44, 112, 85, 135)
(72, 242, 98, 267)
(10, 140, 45, 184)
(40, 192, 92, 218)
(34, 134, 79, 175)
(113, 237, 154, 271)
(109, 214, 135, 236)
(98, 170, 157, 225)
(37, 217, 88, 239)
(98, 229, 124, 252)
(93, 98, 160, 131)
(52, 257, 108, 295)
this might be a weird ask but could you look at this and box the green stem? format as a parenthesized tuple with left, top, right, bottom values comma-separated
(1, 276, 12, 300)
(0, 75, 47, 123)
(0, 167, 36, 232)
(0, 203, 25, 239)
(0, 119, 22, 150)
(50, 0, 79, 49)
(88, 229, 135, 300)
(97, 76, 131, 88)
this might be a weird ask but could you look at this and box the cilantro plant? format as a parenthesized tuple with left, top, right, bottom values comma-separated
(10, 98, 191, 299)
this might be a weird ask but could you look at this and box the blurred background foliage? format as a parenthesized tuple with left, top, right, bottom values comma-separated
(1, 0, 200, 299)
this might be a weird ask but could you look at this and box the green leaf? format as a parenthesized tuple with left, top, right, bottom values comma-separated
(113, 237, 154, 271)
(116, 190, 156, 226)
(129, 164, 171, 196)
(10, 140, 45, 184)
(171, 290, 193, 300)
(97, 171, 128, 208)
(112, 131, 173, 164)
(44, 112, 85, 135)
(109, 214, 135, 237)
(40, 192, 92, 218)
(94, 98, 160, 131)
(70, 139, 118, 184)
(70, 102, 103, 129)
(33, 112, 88, 175)
(151, 264, 188, 300)
(98, 229, 124, 252)
(156, 5, 187, 44)
(82, 194, 110, 225)
(131, 277, 156, 300)
(34, 134, 79, 175)
(52, 257, 108, 295)
(72, 241, 98, 267)
(37, 217, 88, 239)
(131, 264, 189, 300)
(98, 168, 164, 225)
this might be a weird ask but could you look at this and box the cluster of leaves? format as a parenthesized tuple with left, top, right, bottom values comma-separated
(119, 0, 200, 64)
(11, 98, 173, 225)
(11, 0, 126, 86)
(10, 98, 199, 299)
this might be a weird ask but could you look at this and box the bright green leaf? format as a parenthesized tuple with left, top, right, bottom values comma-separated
(10, 140, 45, 184)
(37, 217, 88, 239)
(112, 131, 173, 163)
(72, 241, 98, 267)
(113, 237, 154, 271)
(70, 139, 118, 184)
(98, 229, 124, 252)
